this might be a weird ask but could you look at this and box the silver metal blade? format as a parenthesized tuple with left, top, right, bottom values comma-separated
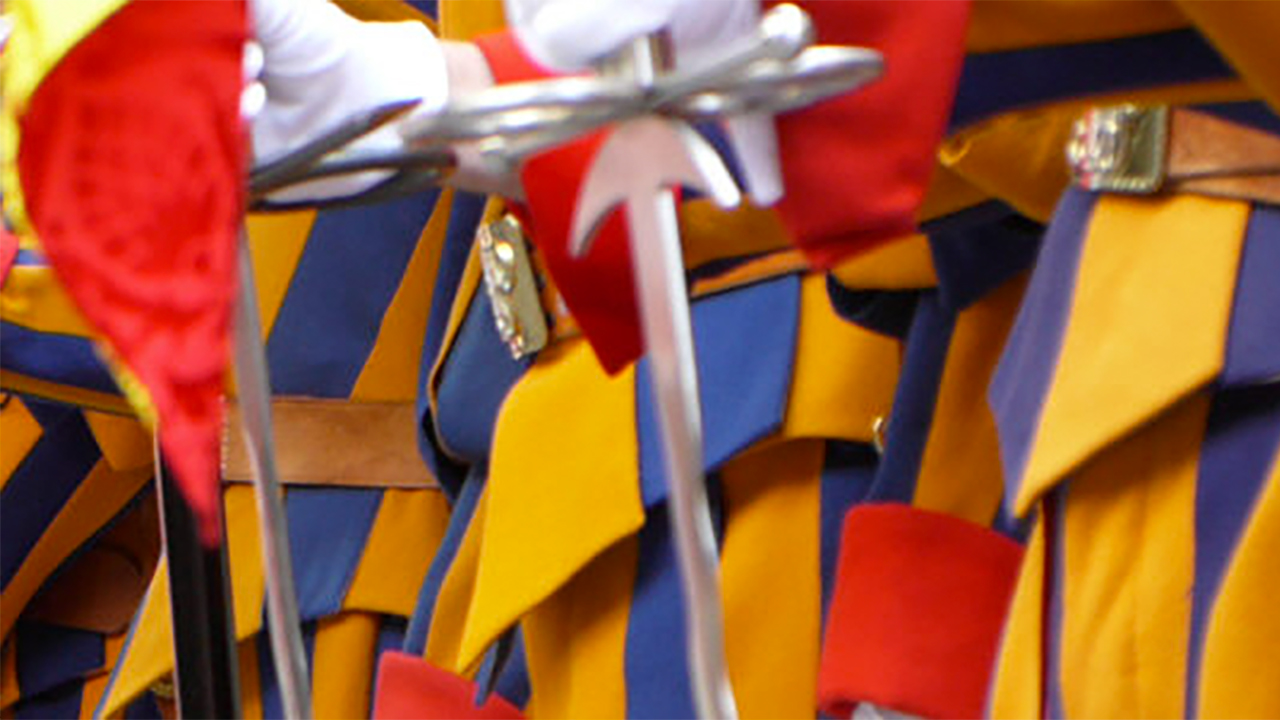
(626, 188, 737, 720)
(233, 229, 313, 720)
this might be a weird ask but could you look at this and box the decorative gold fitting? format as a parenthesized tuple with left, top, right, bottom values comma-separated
(871, 415, 888, 456)
(1066, 105, 1169, 194)
(478, 214, 549, 359)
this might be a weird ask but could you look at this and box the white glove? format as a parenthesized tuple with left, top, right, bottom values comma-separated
(249, 0, 449, 198)
(505, 0, 760, 72)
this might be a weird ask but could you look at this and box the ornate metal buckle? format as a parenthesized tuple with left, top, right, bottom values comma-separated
(1066, 105, 1169, 194)
(478, 214, 549, 359)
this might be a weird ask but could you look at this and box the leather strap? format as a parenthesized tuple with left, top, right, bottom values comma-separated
(1166, 108, 1280, 205)
(222, 399, 437, 489)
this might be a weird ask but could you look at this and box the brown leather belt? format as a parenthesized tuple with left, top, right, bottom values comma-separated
(1068, 105, 1280, 205)
(222, 399, 437, 489)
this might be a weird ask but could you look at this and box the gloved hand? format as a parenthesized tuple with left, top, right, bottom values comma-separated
(249, 0, 447, 165)
(505, 0, 760, 71)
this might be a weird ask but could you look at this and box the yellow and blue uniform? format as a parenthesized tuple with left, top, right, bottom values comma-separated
(894, 3, 1280, 716)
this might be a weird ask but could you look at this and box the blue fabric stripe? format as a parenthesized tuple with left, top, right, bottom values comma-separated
(403, 468, 486, 655)
(13, 248, 45, 266)
(927, 212, 1042, 313)
(624, 508, 696, 719)
(952, 29, 1235, 130)
(417, 191, 488, 497)
(824, 281, 918, 340)
(14, 679, 84, 720)
(867, 293, 954, 505)
(636, 274, 800, 507)
(1186, 384, 1280, 717)
(433, 291, 529, 473)
(493, 629, 531, 710)
(1221, 206, 1280, 387)
(0, 322, 119, 394)
(1, 403, 101, 589)
(267, 191, 439, 397)
(14, 622, 105, 702)
(818, 441, 877, 627)
(990, 190, 1096, 515)
(1194, 101, 1280, 136)
(284, 488, 384, 621)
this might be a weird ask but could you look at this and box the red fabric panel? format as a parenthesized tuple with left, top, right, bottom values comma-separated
(774, 0, 970, 268)
(0, 227, 17, 287)
(17, 0, 246, 543)
(818, 504, 1023, 719)
(373, 651, 524, 720)
(473, 30, 640, 372)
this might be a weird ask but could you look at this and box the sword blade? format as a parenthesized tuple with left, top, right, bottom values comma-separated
(233, 230, 314, 720)
(626, 188, 738, 720)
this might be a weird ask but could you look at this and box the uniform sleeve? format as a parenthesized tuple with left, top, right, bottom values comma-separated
(473, 1, 972, 372)
(1176, 1, 1280, 117)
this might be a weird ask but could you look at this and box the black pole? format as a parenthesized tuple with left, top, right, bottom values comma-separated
(154, 451, 242, 719)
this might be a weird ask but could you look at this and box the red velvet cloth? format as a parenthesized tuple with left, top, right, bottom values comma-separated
(474, 3, 970, 372)
(17, 0, 246, 543)
(373, 652, 525, 720)
(818, 504, 1024, 720)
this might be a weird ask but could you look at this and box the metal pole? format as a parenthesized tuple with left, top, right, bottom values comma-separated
(154, 444, 242, 719)
(232, 229, 313, 719)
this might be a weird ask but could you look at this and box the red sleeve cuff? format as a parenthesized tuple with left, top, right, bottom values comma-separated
(819, 504, 1024, 720)
(373, 652, 524, 720)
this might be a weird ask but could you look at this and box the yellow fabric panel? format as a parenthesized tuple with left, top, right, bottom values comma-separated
(2, 0, 131, 231)
(440, 0, 505, 41)
(344, 488, 450, 617)
(1197, 443, 1280, 717)
(913, 274, 1028, 526)
(100, 485, 264, 717)
(916, 165, 992, 225)
(679, 201, 792, 271)
(0, 636, 17, 707)
(0, 397, 42, 492)
(827, 234, 937, 291)
(1057, 393, 1205, 719)
(312, 612, 380, 720)
(988, 516, 1046, 720)
(1177, 1, 1280, 116)
(719, 440, 823, 719)
(82, 411, 150, 471)
(243, 211, 316, 341)
(1018, 194, 1247, 515)
(0, 460, 149, 641)
(425, 490, 488, 675)
(239, 639, 264, 720)
(3, 0, 129, 107)
(523, 537, 637, 720)
(967, 0, 1188, 53)
(462, 338, 644, 672)
(0, 264, 95, 337)
(225, 484, 268, 639)
(100, 564, 171, 718)
(351, 190, 452, 401)
(782, 273, 899, 444)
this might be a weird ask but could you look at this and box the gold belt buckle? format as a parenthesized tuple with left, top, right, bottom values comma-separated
(1066, 104, 1169, 194)
(478, 213, 549, 359)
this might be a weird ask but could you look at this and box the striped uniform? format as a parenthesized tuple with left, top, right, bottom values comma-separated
(906, 2, 1280, 717)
